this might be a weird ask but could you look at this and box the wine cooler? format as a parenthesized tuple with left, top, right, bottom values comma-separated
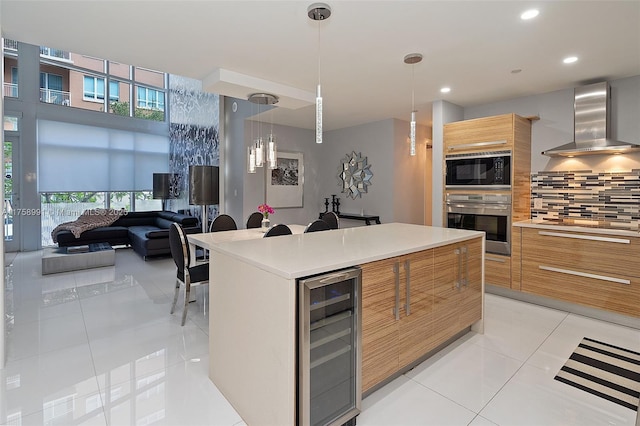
(298, 267, 362, 426)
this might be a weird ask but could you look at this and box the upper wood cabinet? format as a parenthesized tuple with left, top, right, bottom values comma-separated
(444, 113, 530, 153)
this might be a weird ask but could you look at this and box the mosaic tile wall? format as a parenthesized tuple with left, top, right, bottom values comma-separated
(530, 170, 640, 225)
(168, 75, 219, 223)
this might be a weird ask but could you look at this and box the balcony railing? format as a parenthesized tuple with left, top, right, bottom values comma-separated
(39, 46, 71, 61)
(3, 39, 18, 51)
(3, 83, 18, 98)
(40, 88, 71, 106)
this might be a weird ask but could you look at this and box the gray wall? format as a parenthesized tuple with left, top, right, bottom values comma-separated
(463, 75, 640, 173)
(224, 97, 323, 228)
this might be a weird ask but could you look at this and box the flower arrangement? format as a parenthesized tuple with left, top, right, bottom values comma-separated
(258, 203, 275, 219)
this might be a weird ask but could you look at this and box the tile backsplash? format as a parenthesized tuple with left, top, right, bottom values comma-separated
(530, 170, 640, 225)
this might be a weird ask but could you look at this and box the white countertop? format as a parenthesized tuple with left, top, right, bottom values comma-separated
(514, 219, 640, 237)
(206, 223, 484, 279)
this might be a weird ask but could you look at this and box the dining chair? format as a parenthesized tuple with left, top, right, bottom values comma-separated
(169, 223, 209, 326)
(263, 224, 292, 237)
(320, 211, 339, 229)
(246, 211, 264, 229)
(304, 219, 330, 233)
(209, 214, 238, 232)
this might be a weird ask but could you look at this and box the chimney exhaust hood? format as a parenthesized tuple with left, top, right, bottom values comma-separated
(542, 81, 640, 157)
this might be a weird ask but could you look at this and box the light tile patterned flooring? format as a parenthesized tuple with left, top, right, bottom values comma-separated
(2, 248, 639, 425)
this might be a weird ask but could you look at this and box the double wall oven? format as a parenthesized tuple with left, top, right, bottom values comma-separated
(445, 150, 512, 255)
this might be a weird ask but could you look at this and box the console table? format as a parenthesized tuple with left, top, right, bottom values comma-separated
(319, 212, 381, 225)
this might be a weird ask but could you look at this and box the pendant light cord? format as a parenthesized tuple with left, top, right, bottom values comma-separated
(411, 64, 415, 112)
(317, 21, 321, 87)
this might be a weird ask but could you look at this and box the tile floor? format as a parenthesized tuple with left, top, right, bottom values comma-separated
(2, 248, 639, 425)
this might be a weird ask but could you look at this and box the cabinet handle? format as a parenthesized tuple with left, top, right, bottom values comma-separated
(538, 265, 631, 285)
(404, 259, 411, 316)
(538, 231, 630, 244)
(463, 246, 469, 287)
(393, 262, 400, 320)
(447, 140, 508, 151)
(454, 248, 461, 289)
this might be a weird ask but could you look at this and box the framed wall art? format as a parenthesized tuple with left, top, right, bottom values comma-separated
(266, 151, 304, 208)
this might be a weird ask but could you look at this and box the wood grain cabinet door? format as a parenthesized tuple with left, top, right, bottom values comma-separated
(360, 257, 400, 392)
(432, 244, 462, 347)
(398, 250, 435, 368)
(458, 238, 483, 329)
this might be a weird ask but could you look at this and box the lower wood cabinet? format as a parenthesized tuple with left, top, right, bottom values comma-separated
(485, 254, 511, 289)
(518, 227, 640, 318)
(361, 237, 483, 393)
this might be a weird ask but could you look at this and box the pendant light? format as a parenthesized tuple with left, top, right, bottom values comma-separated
(404, 53, 422, 156)
(248, 93, 279, 171)
(308, 3, 331, 144)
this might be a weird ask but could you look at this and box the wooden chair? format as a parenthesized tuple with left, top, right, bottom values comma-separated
(246, 212, 264, 229)
(209, 214, 238, 232)
(169, 223, 209, 325)
(263, 224, 292, 238)
(320, 212, 339, 229)
(304, 219, 330, 233)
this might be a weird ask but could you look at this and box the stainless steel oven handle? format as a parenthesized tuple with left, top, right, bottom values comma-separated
(447, 203, 511, 210)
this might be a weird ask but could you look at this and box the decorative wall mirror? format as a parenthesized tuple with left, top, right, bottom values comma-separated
(338, 151, 373, 199)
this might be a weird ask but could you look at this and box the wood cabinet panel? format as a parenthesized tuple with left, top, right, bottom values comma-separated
(444, 114, 514, 153)
(521, 228, 640, 278)
(521, 258, 640, 317)
(361, 258, 399, 392)
(361, 239, 483, 392)
(459, 238, 483, 329)
(485, 254, 511, 289)
(398, 250, 435, 368)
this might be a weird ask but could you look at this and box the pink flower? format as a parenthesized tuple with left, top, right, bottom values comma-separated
(258, 203, 275, 218)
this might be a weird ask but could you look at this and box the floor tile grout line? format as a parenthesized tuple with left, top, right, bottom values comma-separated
(77, 280, 109, 425)
(474, 309, 572, 422)
(404, 374, 481, 419)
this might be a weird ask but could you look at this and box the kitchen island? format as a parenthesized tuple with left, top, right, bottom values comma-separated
(203, 223, 484, 425)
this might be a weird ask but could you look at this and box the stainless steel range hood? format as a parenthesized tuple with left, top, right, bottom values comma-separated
(542, 81, 640, 157)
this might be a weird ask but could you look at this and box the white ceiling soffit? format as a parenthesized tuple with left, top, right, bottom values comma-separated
(202, 69, 315, 110)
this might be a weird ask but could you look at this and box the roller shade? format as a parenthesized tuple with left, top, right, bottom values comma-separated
(37, 120, 169, 192)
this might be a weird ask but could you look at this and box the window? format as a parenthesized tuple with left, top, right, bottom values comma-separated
(40, 72, 64, 104)
(83, 77, 118, 101)
(137, 87, 165, 110)
(83, 76, 104, 101)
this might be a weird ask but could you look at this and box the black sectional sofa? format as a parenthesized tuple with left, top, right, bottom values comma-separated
(56, 211, 200, 259)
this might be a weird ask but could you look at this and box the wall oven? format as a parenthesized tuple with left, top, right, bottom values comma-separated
(445, 150, 511, 189)
(446, 193, 511, 255)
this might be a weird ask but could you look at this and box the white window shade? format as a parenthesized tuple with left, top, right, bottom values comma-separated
(38, 120, 169, 192)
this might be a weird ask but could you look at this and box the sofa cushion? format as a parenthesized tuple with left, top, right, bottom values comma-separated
(158, 211, 198, 227)
(154, 217, 176, 230)
(146, 228, 169, 239)
(56, 226, 129, 246)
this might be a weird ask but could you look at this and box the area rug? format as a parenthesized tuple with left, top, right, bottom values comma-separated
(554, 337, 640, 411)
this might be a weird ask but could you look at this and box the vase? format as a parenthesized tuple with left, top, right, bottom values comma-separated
(261, 217, 271, 231)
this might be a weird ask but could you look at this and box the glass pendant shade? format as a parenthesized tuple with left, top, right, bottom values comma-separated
(316, 84, 323, 144)
(255, 138, 265, 167)
(410, 111, 416, 156)
(267, 134, 277, 169)
(247, 146, 256, 174)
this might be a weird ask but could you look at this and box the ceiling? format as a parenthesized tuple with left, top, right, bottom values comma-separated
(2, 1, 639, 130)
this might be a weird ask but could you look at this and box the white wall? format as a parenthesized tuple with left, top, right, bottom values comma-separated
(463, 75, 640, 173)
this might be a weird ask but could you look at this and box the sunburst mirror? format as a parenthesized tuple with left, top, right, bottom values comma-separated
(338, 151, 373, 199)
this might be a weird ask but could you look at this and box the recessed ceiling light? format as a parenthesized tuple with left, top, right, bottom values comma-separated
(511, 69, 522, 74)
(520, 9, 539, 20)
(563, 56, 578, 64)
(440, 87, 451, 93)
